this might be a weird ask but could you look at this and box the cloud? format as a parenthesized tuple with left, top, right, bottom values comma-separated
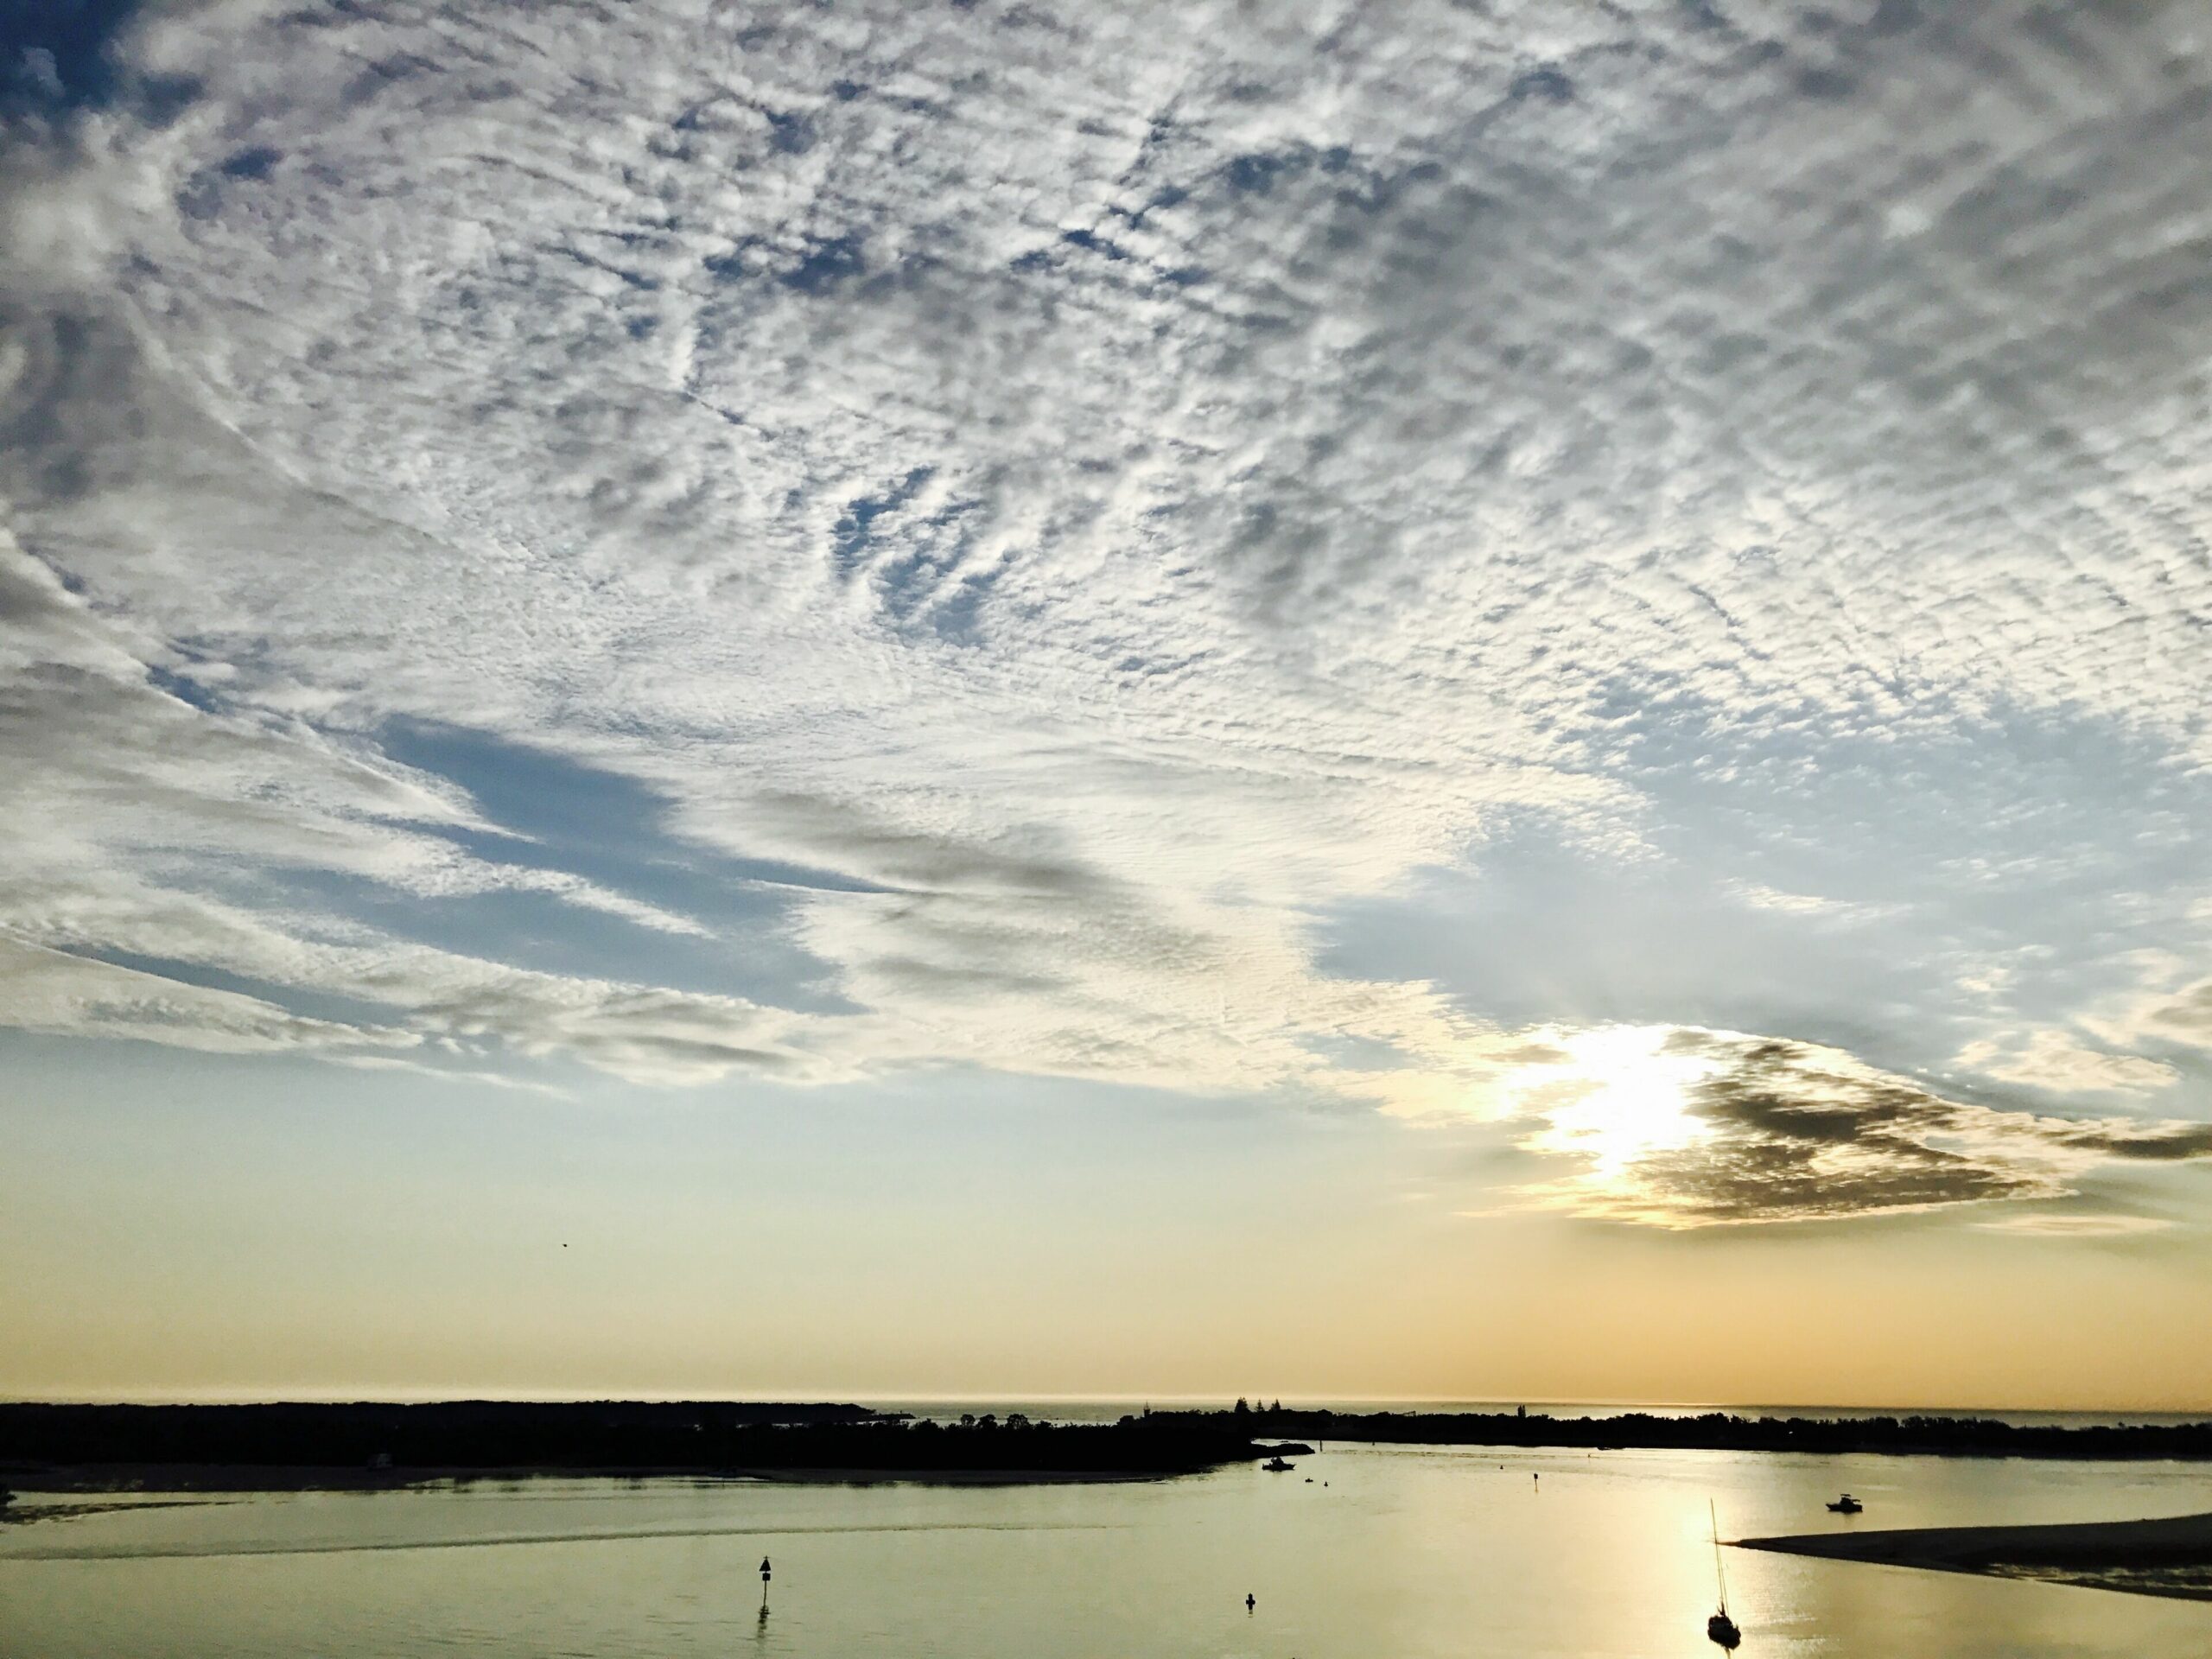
(0, 0, 2204, 1230)
(2125, 981, 2212, 1051)
(1724, 882, 1891, 923)
(1955, 1030, 2178, 1096)
(0, 526, 843, 1083)
(1508, 1027, 2212, 1228)
(1970, 1213, 2177, 1239)
(0, 934, 410, 1056)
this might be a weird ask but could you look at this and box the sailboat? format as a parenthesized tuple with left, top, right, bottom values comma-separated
(1706, 1501, 1742, 1650)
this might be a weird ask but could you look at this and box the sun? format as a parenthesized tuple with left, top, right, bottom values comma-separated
(1510, 1024, 1720, 1189)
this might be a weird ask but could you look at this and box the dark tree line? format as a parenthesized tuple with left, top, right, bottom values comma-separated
(0, 1402, 1296, 1477)
(1153, 1405, 2212, 1459)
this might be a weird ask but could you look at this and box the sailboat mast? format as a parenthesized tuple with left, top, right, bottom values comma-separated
(1710, 1499, 1729, 1613)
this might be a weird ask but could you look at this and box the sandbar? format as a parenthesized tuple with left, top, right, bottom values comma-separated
(1737, 1510, 2212, 1601)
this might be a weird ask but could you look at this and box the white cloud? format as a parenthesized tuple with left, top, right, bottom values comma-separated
(0, 0, 2205, 1220)
(1955, 1030, 2178, 1096)
(1970, 1213, 2174, 1238)
(0, 935, 409, 1056)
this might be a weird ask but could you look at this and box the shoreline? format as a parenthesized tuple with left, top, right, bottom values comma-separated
(14, 1400, 2212, 1466)
(0, 1406, 1290, 1486)
(1148, 1406, 2212, 1460)
(3, 1462, 1176, 1500)
(1737, 1510, 2212, 1602)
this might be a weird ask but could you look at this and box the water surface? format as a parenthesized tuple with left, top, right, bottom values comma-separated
(4, 1444, 2209, 1656)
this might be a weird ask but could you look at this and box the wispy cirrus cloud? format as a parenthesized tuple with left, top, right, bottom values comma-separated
(1972, 1213, 2177, 1239)
(0, 934, 411, 1057)
(1955, 1029, 2178, 1096)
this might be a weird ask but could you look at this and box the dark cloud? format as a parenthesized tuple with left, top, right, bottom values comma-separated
(2053, 1122, 2212, 1164)
(1526, 1030, 2212, 1227)
(2134, 982, 2212, 1048)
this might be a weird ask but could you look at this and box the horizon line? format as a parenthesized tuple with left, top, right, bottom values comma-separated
(5, 1391, 2209, 1417)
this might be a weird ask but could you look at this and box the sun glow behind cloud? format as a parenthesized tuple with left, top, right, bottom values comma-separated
(1485, 1026, 2212, 1230)
(1510, 1025, 1720, 1185)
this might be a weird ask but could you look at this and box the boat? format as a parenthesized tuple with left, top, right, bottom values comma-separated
(1262, 1455, 1295, 1471)
(1827, 1493, 1863, 1514)
(1706, 1501, 1742, 1649)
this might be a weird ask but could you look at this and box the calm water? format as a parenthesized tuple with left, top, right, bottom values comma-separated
(4, 1444, 2209, 1656)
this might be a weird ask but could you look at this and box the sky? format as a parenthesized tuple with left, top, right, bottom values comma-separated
(2, 0, 2210, 1410)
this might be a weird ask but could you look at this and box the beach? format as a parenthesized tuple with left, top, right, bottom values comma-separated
(1738, 1510, 2212, 1602)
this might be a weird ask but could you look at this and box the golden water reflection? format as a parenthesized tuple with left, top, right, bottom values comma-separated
(3, 1445, 2208, 1656)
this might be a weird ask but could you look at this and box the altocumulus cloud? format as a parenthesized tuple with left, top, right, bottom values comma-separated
(1, 0, 2209, 1220)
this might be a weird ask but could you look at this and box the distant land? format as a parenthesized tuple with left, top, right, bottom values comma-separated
(1150, 1403, 2212, 1459)
(1738, 1510, 2212, 1602)
(0, 1402, 1303, 1490)
(5, 1401, 2211, 1497)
